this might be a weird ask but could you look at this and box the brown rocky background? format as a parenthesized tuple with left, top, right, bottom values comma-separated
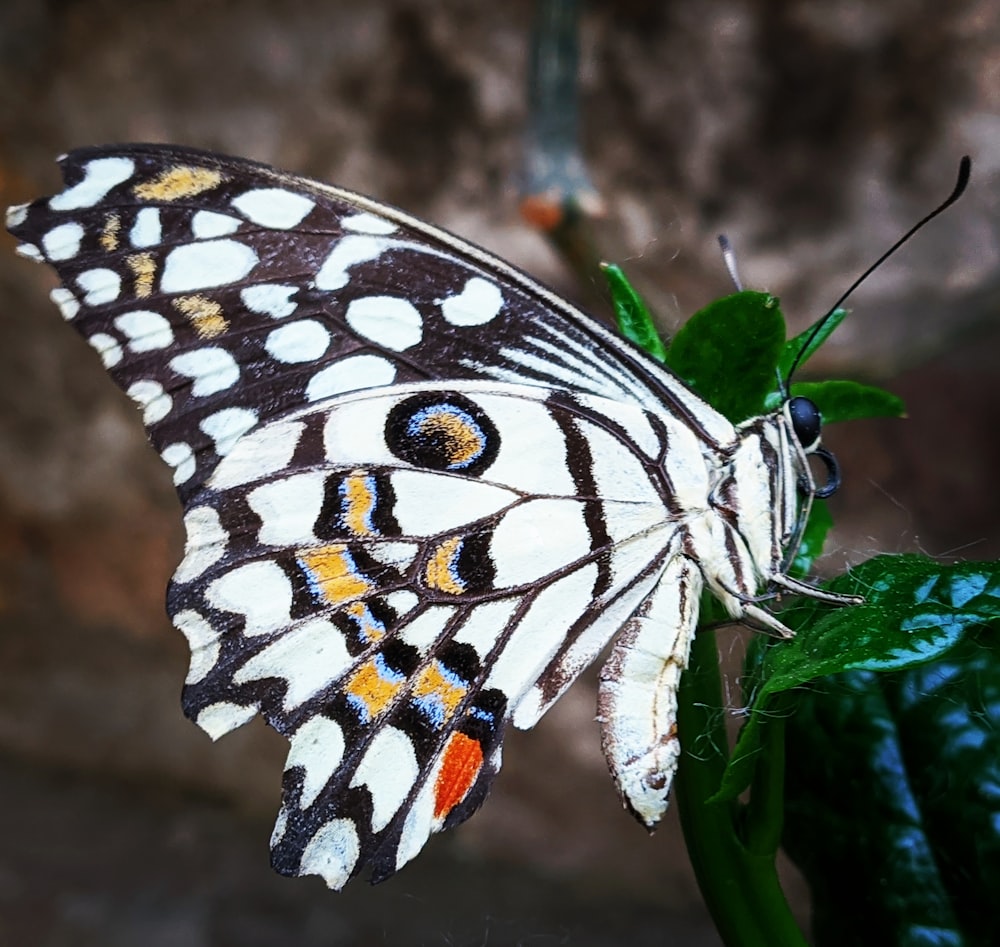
(0, 1, 997, 944)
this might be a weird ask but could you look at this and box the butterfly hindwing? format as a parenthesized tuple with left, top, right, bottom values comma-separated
(164, 381, 679, 885)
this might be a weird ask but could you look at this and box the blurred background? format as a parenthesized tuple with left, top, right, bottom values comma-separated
(0, 1, 997, 944)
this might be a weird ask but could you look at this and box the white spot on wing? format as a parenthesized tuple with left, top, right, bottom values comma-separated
(6, 203, 28, 228)
(234, 618, 353, 711)
(174, 505, 228, 583)
(342, 212, 397, 235)
(452, 598, 521, 656)
(50, 287, 80, 321)
(487, 563, 599, 702)
(247, 472, 325, 546)
(15, 243, 43, 261)
(192, 210, 241, 238)
(173, 609, 221, 684)
(161, 441, 195, 485)
(265, 320, 331, 363)
(87, 332, 123, 368)
(350, 726, 419, 832)
(210, 419, 305, 490)
(388, 471, 515, 536)
(286, 716, 346, 809)
(384, 589, 420, 614)
(315, 234, 383, 290)
(345, 296, 422, 351)
(50, 156, 135, 210)
(206, 560, 294, 637)
(169, 347, 239, 397)
(42, 222, 84, 261)
(161, 239, 258, 292)
(439, 276, 503, 326)
(231, 188, 315, 228)
(197, 701, 257, 740)
(114, 309, 174, 351)
(241, 284, 298, 319)
(305, 354, 396, 401)
(76, 268, 121, 305)
(398, 606, 453, 650)
(199, 406, 258, 455)
(489, 499, 591, 587)
(298, 818, 359, 890)
(126, 378, 172, 424)
(130, 207, 161, 247)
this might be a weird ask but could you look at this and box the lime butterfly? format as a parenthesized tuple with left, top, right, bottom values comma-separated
(7, 144, 859, 888)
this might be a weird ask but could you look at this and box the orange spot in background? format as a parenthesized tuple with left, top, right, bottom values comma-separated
(433, 732, 483, 820)
(519, 193, 565, 232)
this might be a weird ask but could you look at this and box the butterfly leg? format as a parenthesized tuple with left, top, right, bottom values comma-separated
(597, 554, 703, 830)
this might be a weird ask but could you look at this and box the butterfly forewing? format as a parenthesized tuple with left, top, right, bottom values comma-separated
(8, 144, 820, 888)
(8, 145, 731, 503)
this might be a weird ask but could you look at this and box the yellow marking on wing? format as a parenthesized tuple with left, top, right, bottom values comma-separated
(341, 474, 376, 536)
(413, 662, 466, 723)
(425, 536, 464, 595)
(299, 544, 372, 605)
(173, 294, 229, 338)
(346, 601, 384, 643)
(346, 659, 404, 720)
(419, 413, 482, 466)
(126, 252, 156, 298)
(133, 165, 224, 201)
(100, 213, 121, 251)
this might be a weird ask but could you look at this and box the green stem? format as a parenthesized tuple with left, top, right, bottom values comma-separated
(675, 625, 807, 947)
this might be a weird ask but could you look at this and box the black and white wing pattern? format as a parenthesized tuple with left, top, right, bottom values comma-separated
(7, 145, 829, 888)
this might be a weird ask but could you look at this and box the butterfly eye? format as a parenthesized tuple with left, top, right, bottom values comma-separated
(787, 396, 822, 451)
(385, 392, 499, 475)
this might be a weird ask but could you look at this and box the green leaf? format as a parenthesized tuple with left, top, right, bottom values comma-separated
(665, 291, 786, 423)
(783, 379, 906, 423)
(784, 629, 1000, 945)
(602, 263, 668, 362)
(777, 307, 848, 380)
(715, 556, 1000, 802)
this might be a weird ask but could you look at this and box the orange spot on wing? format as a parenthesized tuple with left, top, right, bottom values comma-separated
(174, 294, 229, 338)
(133, 165, 224, 201)
(126, 252, 156, 298)
(341, 474, 376, 536)
(433, 732, 483, 820)
(425, 536, 464, 594)
(345, 658, 403, 720)
(298, 544, 372, 605)
(100, 213, 121, 251)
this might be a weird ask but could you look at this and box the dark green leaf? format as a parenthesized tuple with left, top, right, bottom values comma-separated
(715, 556, 1000, 802)
(664, 291, 785, 423)
(602, 262, 668, 362)
(784, 380, 906, 423)
(784, 628, 1000, 946)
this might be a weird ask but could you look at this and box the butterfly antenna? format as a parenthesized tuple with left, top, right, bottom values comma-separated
(718, 234, 744, 291)
(786, 155, 971, 381)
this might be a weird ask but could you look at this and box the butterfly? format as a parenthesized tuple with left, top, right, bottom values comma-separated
(6, 144, 858, 888)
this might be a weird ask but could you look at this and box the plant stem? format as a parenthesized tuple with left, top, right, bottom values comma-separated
(675, 625, 807, 947)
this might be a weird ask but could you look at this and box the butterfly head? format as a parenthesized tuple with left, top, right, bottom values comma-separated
(784, 395, 839, 499)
